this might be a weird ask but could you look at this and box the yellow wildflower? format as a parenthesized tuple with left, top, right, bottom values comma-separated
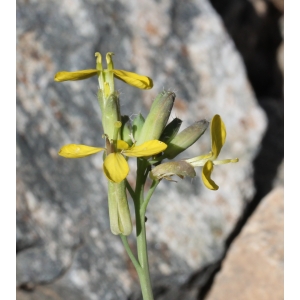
(54, 52, 153, 91)
(59, 139, 167, 183)
(185, 114, 238, 190)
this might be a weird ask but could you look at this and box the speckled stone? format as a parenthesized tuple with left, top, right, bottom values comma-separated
(17, 0, 266, 298)
(206, 187, 284, 300)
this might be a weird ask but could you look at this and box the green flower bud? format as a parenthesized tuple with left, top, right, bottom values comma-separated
(132, 113, 145, 142)
(150, 161, 196, 181)
(108, 180, 132, 236)
(160, 117, 182, 144)
(137, 91, 175, 145)
(98, 91, 121, 139)
(163, 120, 209, 159)
(121, 115, 133, 146)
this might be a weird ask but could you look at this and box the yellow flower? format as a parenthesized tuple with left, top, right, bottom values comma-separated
(58, 139, 167, 183)
(185, 114, 238, 190)
(54, 52, 153, 90)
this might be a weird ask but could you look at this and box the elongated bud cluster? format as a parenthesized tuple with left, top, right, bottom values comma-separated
(163, 120, 209, 159)
(137, 91, 175, 145)
(150, 161, 196, 181)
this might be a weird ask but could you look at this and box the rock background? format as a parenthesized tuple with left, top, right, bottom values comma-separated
(16, 0, 283, 299)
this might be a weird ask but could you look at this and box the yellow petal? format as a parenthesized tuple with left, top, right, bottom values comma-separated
(112, 69, 153, 89)
(103, 153, 129, 183)
(185, 152, 214, 166)
(211, 114, 226, 159)
(123, 140, 167, 157)
(58, 144, 105, 158)
(202, 160, 219, 190)
(54, 69, 98, 82)
(117, 140, 129, 150)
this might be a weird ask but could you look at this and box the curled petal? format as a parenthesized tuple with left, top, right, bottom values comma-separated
(123, 140, 167, 157)
(58, 144, 105, 158)
(211, 114, 226, 159)
(112, 70, 153, 89)
(54, 69, 98, 82)
(103, 153, 129, 183)
(202, 160, 219, 190)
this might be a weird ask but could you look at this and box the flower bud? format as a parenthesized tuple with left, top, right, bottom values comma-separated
(132, 113, 145, 142)
(150, 161, 196, 181)
(160, 117, 182, 144)
(108, 181, 132, 235)
(137, 91, 175, 145)
(98, 91, 121, 138)
(121, 115, 133, 146)
(163, 120, 209, 159)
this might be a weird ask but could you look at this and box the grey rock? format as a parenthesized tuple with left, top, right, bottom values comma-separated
(17, 0, 266, 299)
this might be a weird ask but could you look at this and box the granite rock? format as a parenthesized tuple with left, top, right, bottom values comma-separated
(206, 186, 284, 300)
(17, 0, 266, 299)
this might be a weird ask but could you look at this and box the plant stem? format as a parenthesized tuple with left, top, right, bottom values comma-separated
(120, 234, 141, 272)
(131, 159, 156, 300)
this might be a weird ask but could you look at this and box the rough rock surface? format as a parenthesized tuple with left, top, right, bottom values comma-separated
(17, 0, 266, 299)
(206, 186, 284, 300)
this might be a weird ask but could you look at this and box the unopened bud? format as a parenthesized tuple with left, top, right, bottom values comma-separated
(137, 91, 175, 145)
(150, 161, 196, 181)
(160, 117, 182, 144)
(121, 116, 133, 146)
(163, 120, 209, 159)
(98, 91, 121, 139)
(132, 113, 145, 142)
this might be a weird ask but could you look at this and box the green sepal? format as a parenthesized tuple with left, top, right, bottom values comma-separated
(163, 120, 209, 159)
(121, 115, 133, 146)
(137, 91, 175, 145)
(108, 180, 133, 236)
(132, 113, 145, 142)
(98, 91, 121, 139)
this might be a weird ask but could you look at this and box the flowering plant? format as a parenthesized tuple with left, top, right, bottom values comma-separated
(55, 52, 238, 299)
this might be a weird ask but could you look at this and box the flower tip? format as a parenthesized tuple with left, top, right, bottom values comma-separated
(232, 158, 239, 163)
(54, 72, 63, 82)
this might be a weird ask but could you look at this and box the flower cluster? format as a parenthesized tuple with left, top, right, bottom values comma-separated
(55, 52, 239, 236)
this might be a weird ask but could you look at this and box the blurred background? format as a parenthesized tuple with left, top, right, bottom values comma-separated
(16, 0, 283, 299)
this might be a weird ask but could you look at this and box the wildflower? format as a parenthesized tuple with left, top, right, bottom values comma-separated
(59, 138, 167, 183)
(54, 52, 153, 92)
(185, 114, 238, 190)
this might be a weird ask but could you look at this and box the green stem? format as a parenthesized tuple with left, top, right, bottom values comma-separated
(120, 234, 141, 272)
(125, 179, 135, 200)
(122, 160, 159, 300)
(132, 159, 155, 300)
(141, 180, 159, 216)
